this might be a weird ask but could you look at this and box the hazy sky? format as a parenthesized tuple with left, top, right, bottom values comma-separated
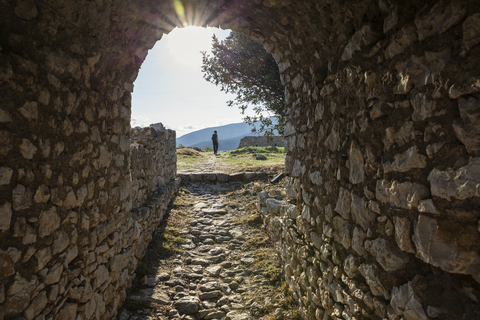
(131, 26, 256, 138)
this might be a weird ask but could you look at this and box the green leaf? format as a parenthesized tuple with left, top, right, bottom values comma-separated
(201, 32, 285, 136)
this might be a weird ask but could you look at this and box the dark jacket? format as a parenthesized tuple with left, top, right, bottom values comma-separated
(211, 133, 218, 144)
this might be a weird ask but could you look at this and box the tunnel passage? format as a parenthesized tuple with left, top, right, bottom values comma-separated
(1, 0, 480, 319)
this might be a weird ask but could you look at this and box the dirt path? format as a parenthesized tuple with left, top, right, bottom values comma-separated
(177, 153, 232, 175)
(117, 179, 299, 320)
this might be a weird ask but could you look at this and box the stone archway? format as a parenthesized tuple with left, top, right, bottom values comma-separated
(1, 0, 480, 319)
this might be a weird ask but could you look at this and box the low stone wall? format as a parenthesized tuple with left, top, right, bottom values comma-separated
(238, 136, 285, 148)
(0, 124, 179, 319)
(131, 124, 177, 209)
(177, 172, 269, 183)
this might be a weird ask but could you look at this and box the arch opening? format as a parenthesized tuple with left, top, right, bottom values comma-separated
(131, 26, 249, 137)
(1, 0, 480, 319)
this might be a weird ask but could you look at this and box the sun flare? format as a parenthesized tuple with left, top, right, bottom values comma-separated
(165, 26, 226, 68)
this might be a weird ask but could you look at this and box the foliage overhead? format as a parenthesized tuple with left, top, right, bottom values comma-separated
(201, 31, 285, 137)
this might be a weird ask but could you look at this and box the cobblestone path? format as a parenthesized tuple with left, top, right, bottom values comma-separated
(117, 179, 300, 320)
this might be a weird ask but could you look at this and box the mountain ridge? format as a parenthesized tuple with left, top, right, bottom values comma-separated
(176, 121, 264, 151)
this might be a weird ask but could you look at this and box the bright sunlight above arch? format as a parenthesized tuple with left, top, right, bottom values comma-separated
(131, 27, 257, 138)
(165, 26, 219, 68)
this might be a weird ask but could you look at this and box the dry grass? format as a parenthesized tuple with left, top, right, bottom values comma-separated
(177, 148, 204, 157)
(176, 147, 285, 174)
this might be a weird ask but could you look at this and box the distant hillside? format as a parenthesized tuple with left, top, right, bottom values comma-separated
(183, 134, 249, 151)
(176, 122, 263, 151)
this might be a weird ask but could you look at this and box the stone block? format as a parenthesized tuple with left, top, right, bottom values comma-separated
(24, 290, 48, 319)
(256, 172, 268, 180)
(333, 216, 351, 249)
(38, 206, 60, 238)
(385, 24, 417, 59)
(33, 185, 50, 203)
(394, 216, 416, 254)
(393, 51, 450, 94)
(352, 227, 367, 256)
(44, 263, 63, 285)
(428, 157, 480, 201)
(266, 198, 285, 216)
(309, 171, 323, 185)
(390, 276, 428, 320)
(244, 172, 256, 180)
(343, 255, 361, 278)
(4, 272, 36, 316)
(12, 184, 33, 211)
(410, 93, 437, 122)
(349, 141, 364, 184)
(229, 173, 244, 181)
(203, 173, 217, 181)
(0, 167, 13, 185)
(216, 173, 229, 182)
(0, 251, 15, 279)
(0, 202, 12, 231)
(56, 302, 77, 320)
(452, 97, 480, 155)
(383, 121, 414, 151)
(19, 138, 37, 159)
(334, 187, 351, 220)
(413, 215, 480, 282)
(426, 141, 445, 158)
(341, 25, 381, 61)
(324, 123, 340, 151)
(190, 173, 203, 181)
(415, 2, 467, 41)
(376, 179, 429, 209)
(417, 199, 439, 214)
(18, 101, 38, 120)
(359, 264, 389, 300)
(462, 13, 480, 53)
(365, 238, 409, 272)
(22, 224, 36, 245)
(35, 247, 52, 272)
(174, 296, 200, 314)
(0, 109, 12, 123)
(351, 193, 376, 231)
(383, 146, 427, 173)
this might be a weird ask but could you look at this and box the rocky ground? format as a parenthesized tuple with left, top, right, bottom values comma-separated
(117, 177, 300, 320)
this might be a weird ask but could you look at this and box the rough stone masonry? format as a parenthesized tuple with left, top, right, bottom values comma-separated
(1, 0, 480, 319)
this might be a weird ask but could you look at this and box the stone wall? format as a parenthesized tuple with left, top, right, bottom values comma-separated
(130, 124, 177, 209)
(262, 1, 480, 319)
(238, 136, 285, 148)
(0, 118, 179, 318)
(1, 0, 480, 319)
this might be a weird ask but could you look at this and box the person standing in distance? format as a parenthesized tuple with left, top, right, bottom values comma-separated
(212, 130, 219, 155)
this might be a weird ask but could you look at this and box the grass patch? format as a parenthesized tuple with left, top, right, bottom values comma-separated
(177, 146, 285, 174)
(225, 201, 238, 209)
(135, 190, 193, 267)
(164, 227, 186, 245)
(229, 146, 285, 154)
(219, 149, 285, 172)
(238, 213, 262, 227)
(176, 148, 204, 157)
(265, 266, 282, 285)
(244, 234, 269, 250)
